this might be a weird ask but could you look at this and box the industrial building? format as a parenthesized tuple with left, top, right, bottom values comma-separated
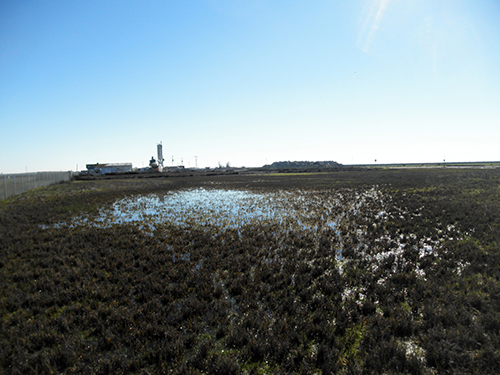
(85, 142, 164, 175)
(85, 163, 133, 174)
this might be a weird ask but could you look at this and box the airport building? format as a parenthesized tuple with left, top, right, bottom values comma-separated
(85, 163, 133, 174)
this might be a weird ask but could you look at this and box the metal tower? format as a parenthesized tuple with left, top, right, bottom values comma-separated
(157, 142, 165, 169)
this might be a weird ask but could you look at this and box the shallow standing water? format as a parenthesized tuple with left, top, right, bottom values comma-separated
(88, 188, 345, 234)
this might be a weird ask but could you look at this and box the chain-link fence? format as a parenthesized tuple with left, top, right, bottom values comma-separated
(1, 171, 73, 201)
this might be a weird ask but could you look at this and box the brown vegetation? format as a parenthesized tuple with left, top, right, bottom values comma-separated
(1, 169, 500, 374)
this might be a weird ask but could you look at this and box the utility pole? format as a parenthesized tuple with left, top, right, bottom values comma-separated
(195, 156, 198, 169)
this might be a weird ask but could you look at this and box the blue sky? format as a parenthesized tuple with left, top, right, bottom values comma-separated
(1, 0, 499, 172)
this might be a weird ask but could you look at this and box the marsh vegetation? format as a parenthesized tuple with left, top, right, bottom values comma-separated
(1, 169, 500, 374)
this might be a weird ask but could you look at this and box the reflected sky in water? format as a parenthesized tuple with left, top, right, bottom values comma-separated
(99, 188, 296, 229)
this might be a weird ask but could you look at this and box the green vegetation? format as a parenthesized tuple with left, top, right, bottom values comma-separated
(1, 169, 500, 374)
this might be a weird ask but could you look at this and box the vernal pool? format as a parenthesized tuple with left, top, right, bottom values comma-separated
(101, 188, 290, 229)
(78, 188, 349, 234)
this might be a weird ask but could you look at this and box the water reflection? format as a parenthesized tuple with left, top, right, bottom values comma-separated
(101, 188, 293, 229)
(44, 187, 398, 264)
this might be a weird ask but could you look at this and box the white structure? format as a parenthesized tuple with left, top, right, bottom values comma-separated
(157, 142, 164, 169)
(86, 163, 133, 174)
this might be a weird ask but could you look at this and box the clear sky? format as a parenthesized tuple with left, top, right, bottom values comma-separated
(1, 0, 499, 173)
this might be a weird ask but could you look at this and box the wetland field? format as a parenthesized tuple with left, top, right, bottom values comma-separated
(1, 169, 500, 374)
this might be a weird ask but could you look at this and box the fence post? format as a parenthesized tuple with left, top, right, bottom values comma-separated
(3, 175, 6, 200)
